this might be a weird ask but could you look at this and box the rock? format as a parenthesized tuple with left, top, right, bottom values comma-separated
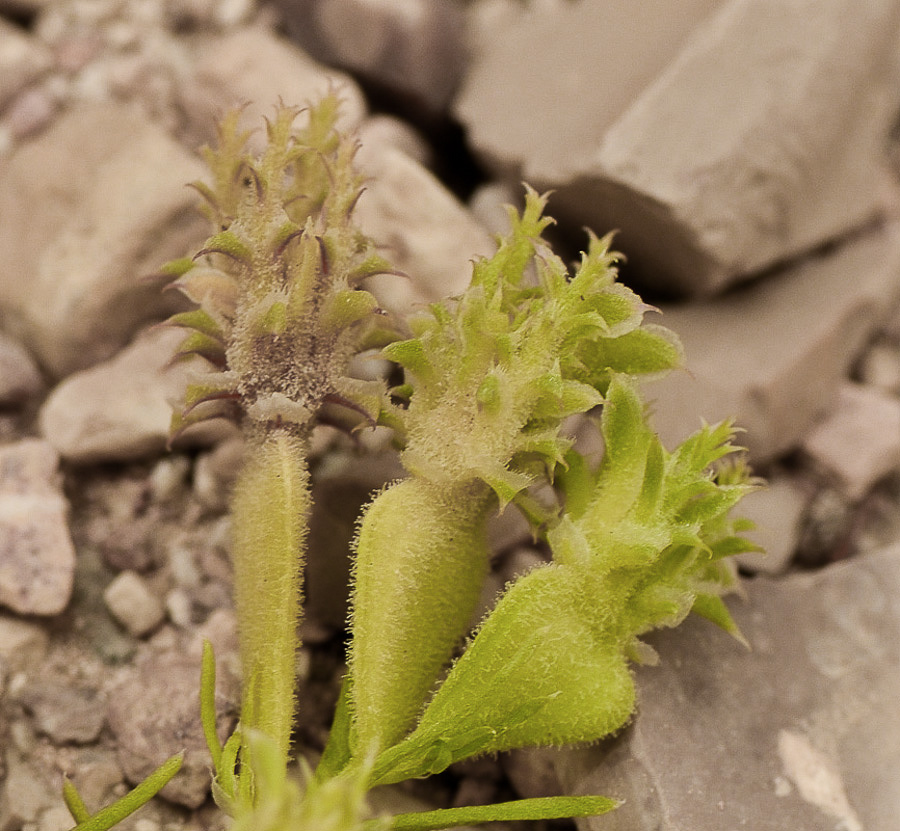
(354, 143, 495, 314)
(0, 19, 51, 111)
(103, 571, 165, 638)
(0, 101, 207, 377)
(801, 383, 900, 500)
(277, 0, 467, 113)
(61, 747, 125, 811)
(39, 326, 236, 465)
(0, 614, 48, 675)
(0, 331, 43, 406)
(558, 544, 900, 831)
(0, 439, 75, 616)
(645, 221, 900, 463)
(734, 477, 809, 575)
(857, 338, 900, 394)
(502, 747, 563, 800)
(184, 26, 366, 149)
(4, 82, 58, 139)
(106, 652, 235, 809)
(458, 0, 900, 296)
(358, 114, 431, 167)
(18, 680, 106, 744)
(0, 756, 55, 831)
(457, 0, 720, 178)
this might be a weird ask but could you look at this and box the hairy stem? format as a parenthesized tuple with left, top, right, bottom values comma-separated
(349, 477, 495, 754)
(230, 425, 311, 767)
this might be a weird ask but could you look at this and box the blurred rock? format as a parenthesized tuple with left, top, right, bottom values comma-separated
(0, 19, 51, 110)
(857, 338, 900, 394)
(645, 221, 900, 463)
(458, 0, 900, 296)
(18, 679, 105, 744)
(277, 0, 467, 113)
(354, 143, 494, 314)
(0, 439, 74, 616)
(0, 614, 48, 675)
(358, 113, 431, 167)
(734, 477, 808, 575)
(103, 570, 166, 638)
(106, 652, 234, 808)
(39, 326, 237, 465)
(184, 25, 366, 149)
(559, 543, 900, 831)
(0, 330, 42, 406)
(502, 747, 563, 800)
(0, 101, 206, 377)
(0, 755, 55, 831)
(801, 383, 900, 500)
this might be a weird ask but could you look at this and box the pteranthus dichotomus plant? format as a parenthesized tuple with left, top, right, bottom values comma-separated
(60, 95, 760, 831)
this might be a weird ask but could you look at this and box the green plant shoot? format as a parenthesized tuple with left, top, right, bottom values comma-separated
(78, 96, 761, 831)
(163, 97, 393, 804)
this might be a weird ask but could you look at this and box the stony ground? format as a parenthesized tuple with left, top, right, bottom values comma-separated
(1, 1, 900, 830)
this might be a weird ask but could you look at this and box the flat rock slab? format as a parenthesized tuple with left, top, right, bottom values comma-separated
(645, 221, 900, 463)
(559, 545, 900, 831)
(458, 0, 900, 295)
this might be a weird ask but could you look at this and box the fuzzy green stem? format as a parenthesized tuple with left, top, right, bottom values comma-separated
(230, 425, 311, 769)
(349, 478, 495, 755)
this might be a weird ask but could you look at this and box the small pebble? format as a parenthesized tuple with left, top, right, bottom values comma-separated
(103, 570, 165, 637)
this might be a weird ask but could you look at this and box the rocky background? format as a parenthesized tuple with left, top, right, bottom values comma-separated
(1, 1, 900, 829)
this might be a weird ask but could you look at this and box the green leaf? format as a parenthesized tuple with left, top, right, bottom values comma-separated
(62, 778, 90, 824)
(200, 640, 223, 772)
(316, 675, 354, 781)
(68, 753, 183, 831)
(691, 593, 748, 647)
(370, 564, 635, 786)
(380, 795, 618, 831)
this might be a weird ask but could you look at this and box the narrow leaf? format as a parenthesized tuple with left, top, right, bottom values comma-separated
(383, 795, 618, 831)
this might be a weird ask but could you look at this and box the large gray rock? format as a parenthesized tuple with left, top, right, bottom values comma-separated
(559, 544, 900, 831)
(0, 102, 206, 377)
(457, 0, 900, 296)
(645, 221, 900, 463)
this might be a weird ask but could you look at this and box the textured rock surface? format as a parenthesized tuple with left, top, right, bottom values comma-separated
(0, 439, 74, 615)
(0, 102, 206, 376)
(645, 222, 900, 463)
(458, 0, 900, 295)
(559, 544, 900, 831)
